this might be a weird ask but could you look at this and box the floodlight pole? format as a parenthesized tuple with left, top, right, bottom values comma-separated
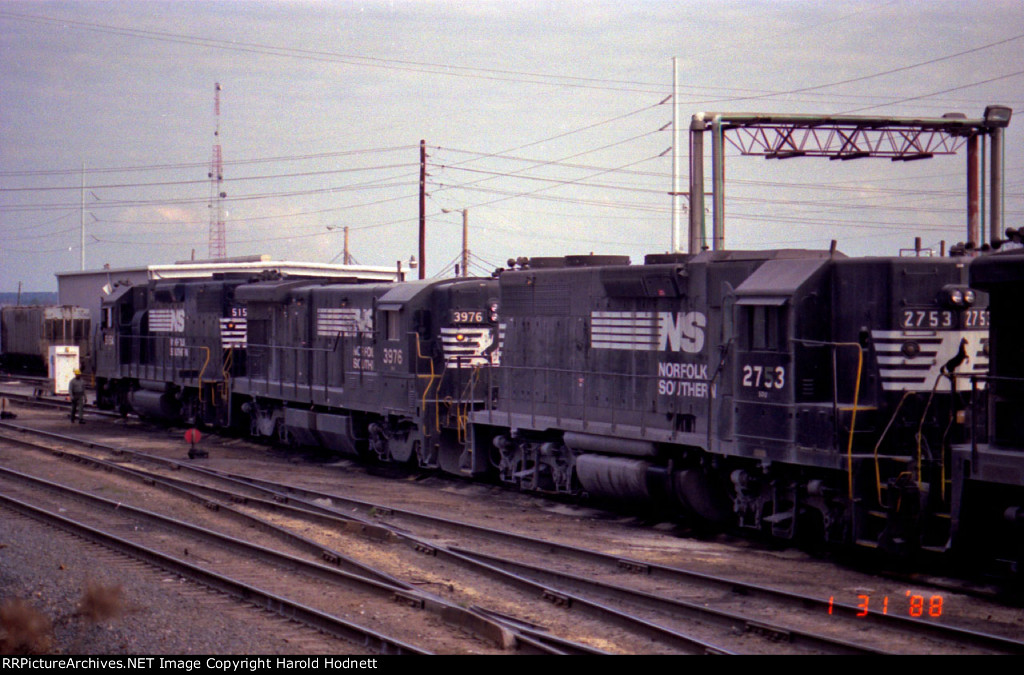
(419, 140, 426, 280)
(672, 57, 680, 253)
(990, 125, 1005, 243)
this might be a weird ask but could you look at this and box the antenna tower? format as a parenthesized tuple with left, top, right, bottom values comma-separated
(208, 82, 226, 258)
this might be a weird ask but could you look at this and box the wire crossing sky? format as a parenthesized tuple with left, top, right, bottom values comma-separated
(1, 0, 1022, 290)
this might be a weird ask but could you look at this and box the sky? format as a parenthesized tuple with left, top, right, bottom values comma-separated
(1, 0, 1022, 291)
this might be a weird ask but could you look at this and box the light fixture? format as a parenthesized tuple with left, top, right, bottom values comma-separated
(984, 105, 1012, 129)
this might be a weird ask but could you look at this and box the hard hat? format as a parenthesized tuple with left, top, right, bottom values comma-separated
(74, 369, 81, 375)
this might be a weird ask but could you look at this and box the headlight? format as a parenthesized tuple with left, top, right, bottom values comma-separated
(901, 341, 921, 358)
(940, 285, 972, 308)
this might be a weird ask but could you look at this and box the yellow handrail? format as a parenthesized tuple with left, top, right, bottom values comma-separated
(844, 343, 865, 500)
(791, 338, 864, 500)
(196, 346, 211, 403)
(413, 333, 439, 435)
(872, 391, 915, 504)
(915, 375, 943, 489)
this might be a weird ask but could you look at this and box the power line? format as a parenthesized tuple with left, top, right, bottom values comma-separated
(9, 7, 1018, 111)
(0, 180, 418, 213)
(0, 10, 670, 95)
(0, 145, 419, 178)
(841, 69, 1024, 114)
(738, 30, 1024, 105)
(0, 163, 420, 193)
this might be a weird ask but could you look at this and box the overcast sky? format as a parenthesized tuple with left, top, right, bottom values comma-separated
(2, 0, 1022, 291)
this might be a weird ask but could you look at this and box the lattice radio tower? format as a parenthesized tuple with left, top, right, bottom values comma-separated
(208, 82, 226, 258)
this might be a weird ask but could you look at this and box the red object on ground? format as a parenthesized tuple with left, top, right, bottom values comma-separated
(184, 428, 202, 445)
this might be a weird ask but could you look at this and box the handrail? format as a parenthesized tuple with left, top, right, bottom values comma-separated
(196, 346, 211, 403)
(914, 375, 944, 490)
(872, 391, 916, 504)
(219, 346, 234, 404)
(413, 332, 439, 435)
(790, 339, 864, 500)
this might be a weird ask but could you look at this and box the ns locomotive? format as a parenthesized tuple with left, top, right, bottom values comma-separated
(469, 249, 988, 558)
(951, 249, 1024, 577)
(95, 272, 501, 474)
(93, 248, 992, 561)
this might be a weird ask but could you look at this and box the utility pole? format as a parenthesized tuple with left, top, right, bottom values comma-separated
(419, 140, 426, 280)
(80, 163, 86, 270)
(343, 226, 351, 265)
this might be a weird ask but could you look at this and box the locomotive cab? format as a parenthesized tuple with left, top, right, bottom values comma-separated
(729, 254, 989, 554)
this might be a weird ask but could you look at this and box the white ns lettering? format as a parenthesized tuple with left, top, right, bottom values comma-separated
(658, 311, 706, 354)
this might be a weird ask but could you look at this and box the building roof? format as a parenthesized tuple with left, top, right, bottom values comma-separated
(56, 255, 403, 283)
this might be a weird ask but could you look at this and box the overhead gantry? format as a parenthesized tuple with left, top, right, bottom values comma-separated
(684, 106, 1012, 252)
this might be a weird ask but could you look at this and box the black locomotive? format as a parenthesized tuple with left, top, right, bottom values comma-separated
(469, 250, 988, 557)
(951, 249, 1024, 577)
(95, 272, 501, 474)
(95, 275, 253, 424)
(92, 248, 999, 564)
(232, 275, 500, 473)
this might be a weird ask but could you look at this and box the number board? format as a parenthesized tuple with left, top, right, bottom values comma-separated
(450, 310, 485, 324)
(899, 308, 989, 330)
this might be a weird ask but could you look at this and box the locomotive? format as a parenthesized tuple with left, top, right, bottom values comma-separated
(469, 249, 988, 556)
(952, 249, 1024, 576)
(95, 275, 253, 424)
(95, 272, 501, 473)
(232, 275, 500, 473)
(92, 248, 992, 561)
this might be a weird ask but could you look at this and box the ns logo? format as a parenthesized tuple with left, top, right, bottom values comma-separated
(659, 311, 706, 354)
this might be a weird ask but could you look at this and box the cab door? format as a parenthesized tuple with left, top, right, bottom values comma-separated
(733, 300, 794, 455)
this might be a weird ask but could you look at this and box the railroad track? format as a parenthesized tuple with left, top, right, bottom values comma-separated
(0, 421, 695, 653)
(0, 420, 645, 653)
(193, 459, 1024, 655)
(2, 410, 1021, 654)
(0, 489, 428, 655)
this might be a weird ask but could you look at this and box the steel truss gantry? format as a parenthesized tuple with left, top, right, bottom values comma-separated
(684, 108, 1012, 253)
